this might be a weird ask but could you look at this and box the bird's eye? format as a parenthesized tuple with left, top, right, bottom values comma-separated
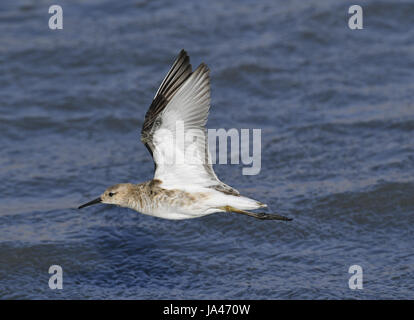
(109, 192, 116, 197)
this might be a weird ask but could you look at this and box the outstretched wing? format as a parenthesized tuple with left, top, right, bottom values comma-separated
(140, 50, 239, 195)
(141, 50, 192, 160)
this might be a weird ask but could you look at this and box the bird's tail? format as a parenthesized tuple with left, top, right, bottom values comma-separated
(226, 195, 267, 210)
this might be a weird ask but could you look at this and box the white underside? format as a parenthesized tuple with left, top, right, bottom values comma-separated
(137, 187, 266, 220)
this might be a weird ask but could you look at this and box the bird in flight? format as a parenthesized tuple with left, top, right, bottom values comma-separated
(79, 50, 292, 221)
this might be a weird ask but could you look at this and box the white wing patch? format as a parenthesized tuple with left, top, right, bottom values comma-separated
(152, 64, 218, 189)
(141, 51, 239, 196)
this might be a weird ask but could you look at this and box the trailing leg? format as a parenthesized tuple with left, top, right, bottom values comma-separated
(221, 206, 292, 221)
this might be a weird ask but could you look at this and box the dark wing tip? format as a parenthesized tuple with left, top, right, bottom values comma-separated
(140, 49, 194, 163)
(196, 62, 209, 72)
(179, 49, 187, 57)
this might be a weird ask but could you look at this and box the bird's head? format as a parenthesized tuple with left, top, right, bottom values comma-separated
(78, 183, 134, 209)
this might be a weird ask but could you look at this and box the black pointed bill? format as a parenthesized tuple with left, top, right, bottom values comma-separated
(78, 197, 102, 209)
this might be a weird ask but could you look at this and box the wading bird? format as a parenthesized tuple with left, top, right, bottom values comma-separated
(79, 50, 292, 221)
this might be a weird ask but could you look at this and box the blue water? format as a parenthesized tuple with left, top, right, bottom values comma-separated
(1, 0, 413, 299)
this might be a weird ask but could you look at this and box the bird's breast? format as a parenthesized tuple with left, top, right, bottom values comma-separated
(127, 183, 212, 219)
